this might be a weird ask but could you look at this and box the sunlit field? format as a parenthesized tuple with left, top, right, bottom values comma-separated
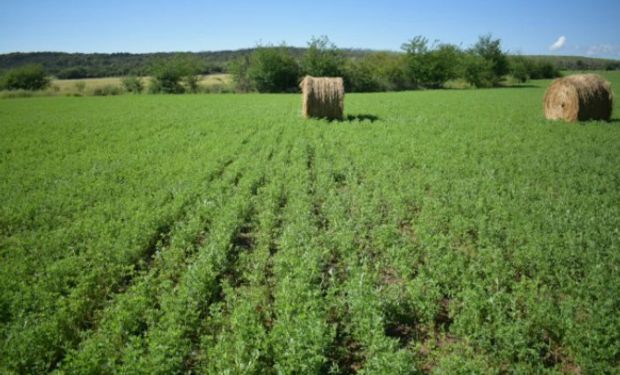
(1, 73, 618, 374)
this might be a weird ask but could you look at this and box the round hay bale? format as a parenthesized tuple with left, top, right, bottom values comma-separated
(300, 76, 344, 120)
(543, 74, 613, 122)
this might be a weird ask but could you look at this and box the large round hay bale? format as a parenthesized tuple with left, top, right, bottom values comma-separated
(543, 74, 613, 122)
(300, 76, 344, 120)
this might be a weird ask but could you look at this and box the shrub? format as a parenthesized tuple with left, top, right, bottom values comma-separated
(537, 62, 561, 79)
(0, 89, 36, 99)
(229, 55, 253, 93)
(74, 81, 86, 93)
(402, 37, 462, 88)
(121, 76, 144, 94)
(2, 64, 50, 91)
(462, 54, 496, 88)
(247, 46, 300, 93)
(183, 75, 200, 93)
(366, 52, 410, 91)
(510, 56, 530, 83)
(344, 59, 383, 92)
(150, 55, 203, 94)
(93, 85, 122, 96)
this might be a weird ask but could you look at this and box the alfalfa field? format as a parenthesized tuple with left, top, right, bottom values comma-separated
(0, 72, 619, 374)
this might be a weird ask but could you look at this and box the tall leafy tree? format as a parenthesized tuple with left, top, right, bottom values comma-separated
(469, 34, 509, 85)
(402, 36, 462, 88)
(301, 36, 345, 77)
(248, 45, 300, 92)
(150, 54, 203, 93)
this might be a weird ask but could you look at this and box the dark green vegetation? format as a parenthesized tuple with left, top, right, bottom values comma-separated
(148, 55, 203, 94)
(0, 51, 231, 78)
(233, 35, 561, 93)
(1, 72, 619, 374)
(1, 46, 617, 80)
(0, 63, 49, 90)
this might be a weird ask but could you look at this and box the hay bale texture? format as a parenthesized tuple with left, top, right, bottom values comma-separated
(300, 76, 344, 120)
(543, 74, 613, 122)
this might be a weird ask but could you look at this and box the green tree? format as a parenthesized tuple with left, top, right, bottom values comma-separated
(537, 62, 561, 79)
(510, 56, 530, 83)
(247, 46, 300, 93)
(426, 44, 463, 87)
(2, 64, 50, 90)
(301, 36, 345, 77)
(229, 55, 253, 92)
(366, 52, 410, 90)
(526, 61, 561, 79)
(401, 36, 431, 87)
(462, 54, 496, 88)
(121, 76, 144, 93)
(402, 36, 462, 88)
(149, 55, 203, 94)
(469, 34, 509, 85)
(344, 58, 382, 92)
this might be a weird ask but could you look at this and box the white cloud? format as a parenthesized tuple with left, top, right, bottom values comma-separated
(549, 36, 566, 51)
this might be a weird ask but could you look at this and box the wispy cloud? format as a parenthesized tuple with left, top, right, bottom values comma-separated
(549, 36, 566, 51)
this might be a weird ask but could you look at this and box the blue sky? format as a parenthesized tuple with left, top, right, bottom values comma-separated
(1, 0, 619, 58)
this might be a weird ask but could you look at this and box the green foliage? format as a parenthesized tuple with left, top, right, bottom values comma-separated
(302, 36, 345, 77)
(367, 52, 411, 91)
(229, 55, 253, 92)
(509, 57, 562, 82)
(93, 84, 123, 96)
(401, 35, 432, 87)
(344, 58, 383, 92)
(57, 67, 88, 79)
(247, 46, 300, 93)
(402, 37, 465, 88)
(1, 72, 619, 375)
(462, 54, 496, 88)
(1, 64, 50, 90)
(469, 34, 510, 85)
(121, 76, 144, 94)
(342, 52, 411, 92)
(428, 44, 463, 86)
(1, 50, 616, 80)
(510, 56, 530, 83)
(529, 61, 562, 79)
(149, 54, 203, 94)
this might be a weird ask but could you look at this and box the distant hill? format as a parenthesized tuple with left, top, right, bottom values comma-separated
(521, 55, 620, 71)
(0, 49, 617, 79)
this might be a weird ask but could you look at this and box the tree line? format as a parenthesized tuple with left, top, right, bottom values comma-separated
(2, 34, 619, 93)
(1, 46, 617, 82)
(231, 35, 563, 93)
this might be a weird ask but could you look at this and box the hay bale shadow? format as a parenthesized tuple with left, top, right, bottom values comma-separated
(340, 114, 380, 123)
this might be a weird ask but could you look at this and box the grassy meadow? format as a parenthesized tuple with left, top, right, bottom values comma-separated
(0, 72, 619, 374)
